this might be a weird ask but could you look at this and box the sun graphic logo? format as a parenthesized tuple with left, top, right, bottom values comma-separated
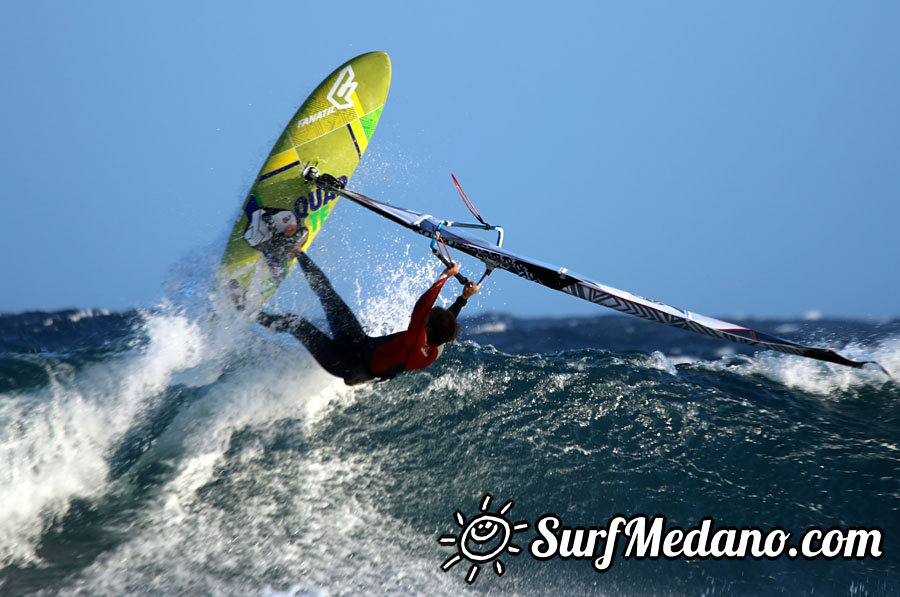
(438, 493, 529, 584)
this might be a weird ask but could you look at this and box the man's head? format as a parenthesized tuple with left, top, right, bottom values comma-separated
(272, 211, 298, 237)
(426, 307, 459, 346)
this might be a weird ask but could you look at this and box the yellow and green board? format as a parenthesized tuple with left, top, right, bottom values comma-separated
(219, 51, 391, 304)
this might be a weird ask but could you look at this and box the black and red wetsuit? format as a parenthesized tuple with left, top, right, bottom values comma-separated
(365, 276, 467, 379)
(257, 252, 467, 385)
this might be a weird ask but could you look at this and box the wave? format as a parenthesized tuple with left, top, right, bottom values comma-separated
(0, 248, 897, 594)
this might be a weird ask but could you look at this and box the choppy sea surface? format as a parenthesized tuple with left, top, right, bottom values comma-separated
(1, 268, 898, 595)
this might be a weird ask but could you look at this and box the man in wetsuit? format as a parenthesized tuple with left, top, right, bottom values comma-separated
(243, 206, 310, 286)
(256, 252, 478, 385)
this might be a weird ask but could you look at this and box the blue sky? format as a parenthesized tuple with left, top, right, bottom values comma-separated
(1, 1, 898, 318)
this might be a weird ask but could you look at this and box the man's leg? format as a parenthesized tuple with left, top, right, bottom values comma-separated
(262, 250, 288, 286)
(297, 252, 366, 341)
(256, 312, 301, 333)
(257, 312, 350, 380)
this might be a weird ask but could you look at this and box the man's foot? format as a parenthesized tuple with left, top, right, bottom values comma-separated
(256, 311, 304, 332)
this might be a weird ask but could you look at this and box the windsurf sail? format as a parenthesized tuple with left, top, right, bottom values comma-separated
(304, 169, 889, 374)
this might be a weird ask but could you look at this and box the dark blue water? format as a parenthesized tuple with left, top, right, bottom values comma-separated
(0, 303, 897, 596)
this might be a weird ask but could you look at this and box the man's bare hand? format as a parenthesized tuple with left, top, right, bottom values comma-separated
(441, 262, 460, 278)
(462, 282, 479, 299)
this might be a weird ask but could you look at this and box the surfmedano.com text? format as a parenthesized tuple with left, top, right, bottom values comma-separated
(528, 515, 883, 572)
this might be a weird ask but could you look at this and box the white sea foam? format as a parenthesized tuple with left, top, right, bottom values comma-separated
(0, 374, 107, 566)
(47, 250, 467, 592)
(67, 309, 111, 323)
(60, 422, 457, 595)
(471, 321, 508, 334)
(0, 309, 207, 566)
(775, 323, 800, 335)
(428, 364, 487, 395)
(0, 263, 376, 575)
(802, 309, 824, 321)
(261, 584, 328, 597)
(641, 351, 679, 376)
(709, 336, 899, 396)
(354, 246, 442, 337)
(668, 354, 702, 366)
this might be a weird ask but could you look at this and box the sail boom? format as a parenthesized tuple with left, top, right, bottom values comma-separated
(331, 186, 878, 371)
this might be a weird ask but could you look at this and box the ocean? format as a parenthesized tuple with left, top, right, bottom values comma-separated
(1, 270, 898, 595)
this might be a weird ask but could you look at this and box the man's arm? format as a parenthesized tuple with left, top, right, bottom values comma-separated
(407, 277, 447, 330)
(448, 282, 479, 317)
(404, 262, 462, 332)
(405, 272, 455, 339)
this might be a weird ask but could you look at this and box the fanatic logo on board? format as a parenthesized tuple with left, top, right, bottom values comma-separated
(326, 65, 358, 110)
(438, 494, 529, 585)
